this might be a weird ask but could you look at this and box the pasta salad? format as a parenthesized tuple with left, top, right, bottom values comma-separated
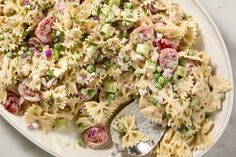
(0, 0, 231, 156)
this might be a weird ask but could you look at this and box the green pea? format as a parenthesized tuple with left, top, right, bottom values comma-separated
(150, 96, 158, 105)
(77, 123, 84, 133)
(155, 82, 162, 90)
(21, 46, 29, 52)
(158, 76, 166, 85)
(153, 72, 160, 80)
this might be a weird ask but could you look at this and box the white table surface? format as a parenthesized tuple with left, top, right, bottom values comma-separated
(0, 0, 236, 157)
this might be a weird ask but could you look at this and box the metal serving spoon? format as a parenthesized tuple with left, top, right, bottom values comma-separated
(109, 100, 167, 157)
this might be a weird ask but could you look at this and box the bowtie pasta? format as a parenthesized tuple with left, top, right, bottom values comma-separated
(0, 0, 231, 156)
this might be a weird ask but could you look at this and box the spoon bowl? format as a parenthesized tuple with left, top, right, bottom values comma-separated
(109, 100, 166, 157)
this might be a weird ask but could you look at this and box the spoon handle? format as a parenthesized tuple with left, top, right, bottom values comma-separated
(109, 144, 126, 157)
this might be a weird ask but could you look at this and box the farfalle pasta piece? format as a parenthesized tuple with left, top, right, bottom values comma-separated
(139, 97, 164, 123)
(122, 130, 149, 148)
(206, 91, 222, 111)
(157, 129, 193, 157)
(85, 101, 110, 124)
(191, 119, 214, 150)
(0, 83, 7, 104)
(192, 80, 212, 104)
(209, 75, 231, 93)
(166, 3, 185, 23)
(179, 49, 205, 62)
(23, 105, 43, 123)
(42, 85, 68, 110)
(0, 56, 14, 85)
(77, 0, 100, 19)
(176, 76, 194, 98)
(192, 65, 212, 81)
(39, 113, 57, 133)
(112, 115, 149, 148)
(153, 0, 170, 10)
(180, 20, 199, 50)
(23, 104, 56, 133)
(0, 0, 232, 155)
(62, 28, 82, 48)
(112, 115, 136, 133)
(155, 21, 186, 40)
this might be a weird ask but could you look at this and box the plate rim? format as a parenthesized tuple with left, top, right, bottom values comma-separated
(0, 0, 234, 157)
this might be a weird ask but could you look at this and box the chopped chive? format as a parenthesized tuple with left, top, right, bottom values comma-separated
(107, 93, 115, 101)
(78, 139, 86, 148)
(205, 113, 212, 120)
(77, 123, 85, 133)
(46, 69, 54, 81)
(86, 64, 96, 73)
(178, 124, 189, 133)
(167, 113, 172, 119)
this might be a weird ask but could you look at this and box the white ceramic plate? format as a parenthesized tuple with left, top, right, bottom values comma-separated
(0, 0, 234, 157)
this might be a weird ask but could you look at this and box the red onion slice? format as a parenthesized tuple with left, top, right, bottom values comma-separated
(159, 48, 179, 70)
(4, 91, 21, 114)
(83, 125, 108, 149)
(23, 0, 30, 5)
(130, 25, 153, 43)
(144, 3, 158, 14)
(35, 16, 55, 44)
(18, 83, 41, 102)
(44, 49, 52, 59)
(154, 38, 179, 50)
